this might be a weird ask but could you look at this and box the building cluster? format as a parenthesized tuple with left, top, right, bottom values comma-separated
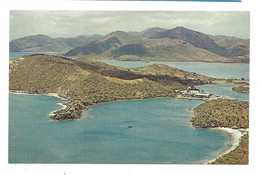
(175, 87, 217, 99)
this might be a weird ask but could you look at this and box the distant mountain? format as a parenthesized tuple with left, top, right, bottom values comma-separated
(140, 27, 167, 38)
(150, 26, 229, 57)
(111, 44, 150, 57)
(210, 35, 249, 59)
(144, 38, 230, 62)
(97, 31, 143, 45)
(11, 27, 249, 63)
(9, 34, 102, 52)
(65, 36, 122, 56)
(64, 31, 144, 57)
(64, 27, 249, 62)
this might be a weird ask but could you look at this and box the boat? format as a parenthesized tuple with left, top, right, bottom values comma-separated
(128, 124, 133, 128)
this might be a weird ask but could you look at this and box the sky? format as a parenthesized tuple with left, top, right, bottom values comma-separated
(10, 11, 249, 40)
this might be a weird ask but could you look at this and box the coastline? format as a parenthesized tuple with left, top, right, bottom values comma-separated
(203, 127, 244, 164)
(9, 91, 68, 118)
(9, 90, 247, 164)
(46, 93, 68, 101)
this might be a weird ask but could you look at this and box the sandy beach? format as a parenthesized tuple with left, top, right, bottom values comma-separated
(9, 91, 248, 163)
(10, 91, 68, 117)
(205, 127, 245, 164)
(46, 93, 68, 101)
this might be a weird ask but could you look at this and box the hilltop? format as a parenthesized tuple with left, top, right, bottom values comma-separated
(191, 99, 249, 128)
(150, 26, 228, 57)
(9, 34, 101, 52)
(9, 54, 213, 121)
(10, 27, 250, 63)
(64, 27, 249, 62)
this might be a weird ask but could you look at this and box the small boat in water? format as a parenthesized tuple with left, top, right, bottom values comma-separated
(128, 124, 133, 128)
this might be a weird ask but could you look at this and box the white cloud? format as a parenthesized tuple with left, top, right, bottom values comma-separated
(10, 11, 250, 40)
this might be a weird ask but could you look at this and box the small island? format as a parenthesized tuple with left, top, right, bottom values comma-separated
(232, 85, 249, 93)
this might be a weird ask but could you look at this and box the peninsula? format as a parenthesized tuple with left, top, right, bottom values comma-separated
(9, 54, 213, 121)
(191, 99, 249, 164)
(9, 54, 249, 164)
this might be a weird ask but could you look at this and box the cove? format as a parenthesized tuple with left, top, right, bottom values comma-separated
(9, 93, 229, 164)
(196, 84, 249, 101)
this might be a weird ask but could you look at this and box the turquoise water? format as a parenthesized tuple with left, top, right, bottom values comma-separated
(196, 84, 249, 101)
(9, 52, 56, 60)
(9, 94, 229, 163)
(99, 60, 249, 79)
(9, 60, 249, 163)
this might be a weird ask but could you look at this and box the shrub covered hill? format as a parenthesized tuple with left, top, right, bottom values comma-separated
(190, 99, 249, 164)
(64, 27, 249, 63)
(191, 99, 249, 128)
(9, 54, 212, 121)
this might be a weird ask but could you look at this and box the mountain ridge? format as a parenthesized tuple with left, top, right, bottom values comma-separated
(10, 27, 250, 63)
(10, 34, 102, 52)
(64, 27, 249, 62)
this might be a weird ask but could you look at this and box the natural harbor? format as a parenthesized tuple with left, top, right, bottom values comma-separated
(9, 11, 250, 164)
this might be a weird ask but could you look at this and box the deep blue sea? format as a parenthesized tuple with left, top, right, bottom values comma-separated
(9, 58, 249, 163)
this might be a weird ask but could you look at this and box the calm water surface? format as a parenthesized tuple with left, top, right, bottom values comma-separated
(9, 94, 229, 163)
(196, 84, 249, 101)
(9, 60, 249, 163)
(99, 60, 249, 79)
(10, 52, 56, 60)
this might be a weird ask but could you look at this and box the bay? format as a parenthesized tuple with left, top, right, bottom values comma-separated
(8, 61, 249, 163)
(196, 84, 249, 101)
(9, 94, 228, 163)
(99, 60, 249, 79)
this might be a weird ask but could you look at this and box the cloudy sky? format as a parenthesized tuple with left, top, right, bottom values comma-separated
(10, 11, 249, 40)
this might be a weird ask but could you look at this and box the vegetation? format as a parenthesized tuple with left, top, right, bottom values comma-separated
(190, 99, 249, 164)
(9, 54, 249, 164)
(10, 27, 249, 62)
(9, 34, 101, 52)
(9, 54, 211, 121)
(232, 85, 249, 93)
(62, 27, 249, 63)
(211, 135, 249, 164)
(191, 99, 249, 128)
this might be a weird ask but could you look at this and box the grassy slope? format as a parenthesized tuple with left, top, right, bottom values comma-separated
(9, 54, 249, 163)
(191, 99, 249, 128)
(9, 55, 180, 99)
(190, 99, 249, 164)
(211, 135, 249, 164)
(232, 86, 249, 94)
(10, 54, 212, 120)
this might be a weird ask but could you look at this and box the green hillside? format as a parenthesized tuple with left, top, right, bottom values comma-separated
(10, 54, 212, 120)
(191, 99, 249, 128)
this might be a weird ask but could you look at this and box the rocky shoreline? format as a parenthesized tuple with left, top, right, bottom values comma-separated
(10, 55, 216, 121)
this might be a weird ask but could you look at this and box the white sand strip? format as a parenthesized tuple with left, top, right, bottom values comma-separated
(46, 93, 68, 101)
(205, 127, 244, 164)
